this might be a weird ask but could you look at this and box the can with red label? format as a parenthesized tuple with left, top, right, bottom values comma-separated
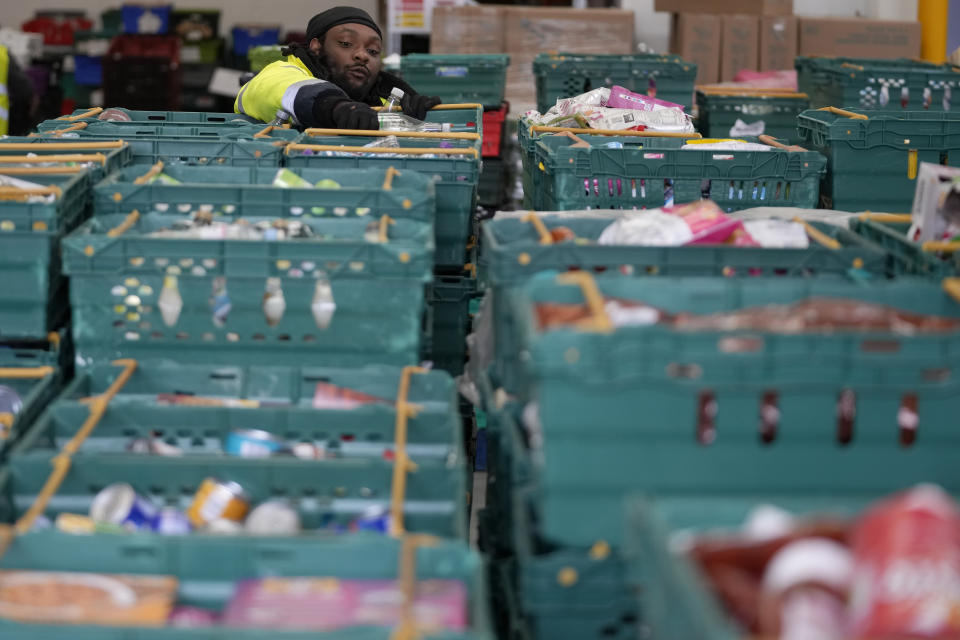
(849, 484, 960, 637)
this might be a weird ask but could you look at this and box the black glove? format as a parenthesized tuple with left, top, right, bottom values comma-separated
(401, 93, 442, 121)
(313, 95, 379, 130)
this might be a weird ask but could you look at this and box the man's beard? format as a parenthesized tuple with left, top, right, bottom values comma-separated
(314, 51, 375, 100)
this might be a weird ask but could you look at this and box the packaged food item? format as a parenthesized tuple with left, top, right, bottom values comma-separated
(757, 538, 853, 640)
(606, 85, 685, 111)
(549, 226, 577, 243)
(0, 570, 177, 626)
(146, 172, 182, 186)
(98, 107, 133, 121)
(908, 162, 960, 244)
(127, 435, 184, 456)
(186, 478, 250, 529)
(89, 483, 159, 532)
(245, 500, 301, 535)
(222, 578, 467, 632)
(597, 202, 743, 247)
(741, 219, 809, 249)
(0, 385, 23, 436)
(272, 168, 313, 189)
(848, 484, 960, 638)
(224, 429, 289, 458)
(153, 508, 192, 535)
(312, 382, 390, 410)
(683, 138, 774, 152)
(729, 118, 766, 137)
(169, 606, 218, 627)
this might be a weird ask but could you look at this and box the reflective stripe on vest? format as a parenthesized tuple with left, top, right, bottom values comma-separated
(0, 46, 9, 135)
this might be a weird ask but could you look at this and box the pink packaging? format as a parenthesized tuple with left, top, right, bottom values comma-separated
(606, 85, 685, 112)
(664, 201, 745, 245)
(222, 578, 468, 632)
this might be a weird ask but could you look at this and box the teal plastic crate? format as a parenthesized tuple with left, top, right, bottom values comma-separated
(849, 214, 960, 278)
(534, 53, 697, 115)
(0, 336, 63, 458)
(478, 157, 507, 208)
(0, 170, 91, 339)
(796, 56, 960, 112)
(61, 212, 433, 367)
(695, 88, 810, 143)
(400, 55, 510, 108)
(48, 108, 257, 126)
(424, 275, 477, 376)
(535, 134, 826, 212)
(0, 139, 133, 182)
(797, 107, 960, 212)
(0, 533, 491, 640)
(5, 360, 465, 538)
(248, 44, 285, 72)
(93, 165, 436, 222)
(504, 273, 960, 548)
(287, 128, 481, 271)
(36, 119, 300, 142)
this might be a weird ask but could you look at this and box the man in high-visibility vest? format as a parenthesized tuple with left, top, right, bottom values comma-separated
(235, 6, 441, 130)
(0, 44, 36, 136)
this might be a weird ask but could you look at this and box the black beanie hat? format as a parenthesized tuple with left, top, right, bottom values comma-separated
(307, 6, 382, 43)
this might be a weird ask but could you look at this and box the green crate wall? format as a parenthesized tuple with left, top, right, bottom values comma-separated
(50, 109, 259, 126)
(478, 158, 507, 208)
(0, 337, 63, 458)
(424, 275, 477, 376)
(400, 55, 510, 108)
(0, 139, 133, 182)
(796, 56, 960, 112)
(797, 107, 960, 212)
(534, 134, 826, 212)
(849, 215, 960, 278)
(0, 533, 492, 640)
(61, 213, 433, 367)
(504, 273, 960, 548)
(36, 120, 300, 142)
(695, 90, 810, 143)
(534, 53, 697, 115)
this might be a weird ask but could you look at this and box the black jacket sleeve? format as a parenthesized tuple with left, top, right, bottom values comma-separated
(6, 55, 35, 136)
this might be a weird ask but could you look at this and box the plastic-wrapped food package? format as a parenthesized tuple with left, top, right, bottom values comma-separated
(606, 85, 685, 111)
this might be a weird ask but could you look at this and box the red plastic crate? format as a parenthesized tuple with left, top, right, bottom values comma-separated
(106, 34, 180, 61)
(482, 104, 508, 158)
(22, 16, 93, 47)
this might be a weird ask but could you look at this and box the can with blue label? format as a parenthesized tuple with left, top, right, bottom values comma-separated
(350, 504, 390, 533)
(89, 483, 158, 532)
(153, 507, 192, 535)
(224, 429, 288, 458)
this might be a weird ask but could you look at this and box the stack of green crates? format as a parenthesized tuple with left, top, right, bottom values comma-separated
(0, 336, 63, 458)
(797, 107, 960, 212)
(248, 45, 285, 73)
(531, 133, 826, 211)
(400, 55, 510, 108)
(534, 53, 697, 114)
(796, 56, 960, 112)
(695, 87, 810, 143)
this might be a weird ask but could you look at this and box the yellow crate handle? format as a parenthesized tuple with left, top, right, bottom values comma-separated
(62, 359, 138, 457)
(922, 240, 960, 254)
(390, 533, 441, 640)
(697, 85, 808, 99)
(106, 209, 140, 238)
(253, 125, 280, 138)
(305, 128, 481, 141)
(0, 153, 107, 167)
(840, 62, 865, 71)
(382, 166, 401, 191)
(531, 125, 701, 139)
(0, 185, 62, 201)
(555, 131, 590, 148)
(792, 217, 841, 250)
(57, 107, 104, 121)
(943, 278, 960, 303)
(818, 106, 869, 120)
(378, 214, 395, 243)
(858, 212, 912, 223)
(372, 102, 482, 112)
(0, 140, 125, 151)
(285, 143, 479, 158)
(46, 122, 89, 136)
(759, 135, 808, 152)
(522, 211, 554, 245)
(389, 366, 428, 537)
(0, 165, 87, 176)
(0, 366, 55, 379)
(555, 271, 614, 333)
(133, 161, 165, 185)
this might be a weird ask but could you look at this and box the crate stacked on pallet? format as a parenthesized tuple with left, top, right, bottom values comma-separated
(288, 104, 485, 376)
(0, 112, 491, 637)
(171, 9, 227, 112)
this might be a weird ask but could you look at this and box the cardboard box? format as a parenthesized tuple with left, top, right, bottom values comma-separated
(429, 6, 505, 54)
(655, 0, 792, 16)
(670, 13, 722, 85)
(760, 15, 797, 71)
(721, 15, 759, 81)
(798, 17, 921, 58)
(503, 7, 634, 113)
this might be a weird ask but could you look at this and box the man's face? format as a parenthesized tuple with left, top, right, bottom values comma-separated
(311, 23, 382, 100)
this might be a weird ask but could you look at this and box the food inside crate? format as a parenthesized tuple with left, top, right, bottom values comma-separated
(524, 86, 695, 134)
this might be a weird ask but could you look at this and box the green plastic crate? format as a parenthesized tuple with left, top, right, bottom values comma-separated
(400, 55, 510, 108)
(424, 275, 477, 377)
(795, 56, 960, 112)
(48, 108, 257, 126)
(0, 171, 91, 339)
(180, 37, 224, 64)
(93, 165, 436, 223)
(288, 127, 481, 271)
(478, 158, 507, 208)
(248, 44, 285, 72)
(797, 107, 960, 212)
(850, 215, 960, 278)
(504, 273, 960, 548)
(0, 533, 491, 640)
(695, 89, 810, 143)
(61, 212, 433, 367)
(0, 138, 133, 182)
(0, 337, 63, 458)
(36, 120, 300, 142)
(535, 134, 826, 211)
(534, 53, 697, 115)
(5, 360, 465, 537)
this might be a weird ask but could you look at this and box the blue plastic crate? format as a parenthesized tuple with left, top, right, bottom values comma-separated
(121, 4, 172, 34)
(73, 55, 103, 86)
(232, 25, 281, 56)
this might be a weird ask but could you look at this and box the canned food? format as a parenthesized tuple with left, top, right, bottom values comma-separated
(153, 507, 192, 535)
(350, 504, 389, 533)
(224, 429, 288, 458)
(89, 483, 159, 531)
(245, 500, 301, 536)
(187, 478, 250, 528)
(0, 385, 23, 417)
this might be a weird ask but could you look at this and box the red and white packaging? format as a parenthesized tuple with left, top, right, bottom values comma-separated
(606, 85, 686, 112)
(849, 484, 960, 638)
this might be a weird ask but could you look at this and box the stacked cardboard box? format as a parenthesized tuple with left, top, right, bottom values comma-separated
(658, 0, 920, 84)
(430, 6, 634, 114)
